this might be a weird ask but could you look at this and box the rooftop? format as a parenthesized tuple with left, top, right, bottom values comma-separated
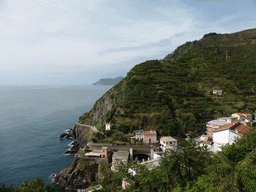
(214, 122, 252, 135)
(144, 130, 157, 134)
(207, 120, 230, 126)
(233, 113, 252, 117)
(112, 151, 129, 160)
(84, 152, 101, 157)
(160, 136, 177, 142)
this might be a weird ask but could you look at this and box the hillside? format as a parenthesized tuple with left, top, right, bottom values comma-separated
(79, 28, 256, 137)
(92, 76, 124, 86)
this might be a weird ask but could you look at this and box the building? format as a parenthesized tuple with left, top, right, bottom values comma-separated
(105, 122, 113, 130)
(231, 113, 252, 125)
(213, 122, 252, 152)
(213, 90, 223, 96)
(133, 130, 144, 141)
(160, 136, 178, 152)
(200, 135, 209, 142)
(206, 120, 230, 138)
(143, 130, 157, 143)
(217, 117, 238, 123)
(101, 147, 108, 159)
(111, 151, 130, 172)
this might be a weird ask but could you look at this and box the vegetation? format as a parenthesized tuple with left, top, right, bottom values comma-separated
(79, 28, 256, 138)
(0, 178, 69, 192)
(97, 128, 256, 192)
(3, 28, 256, 191)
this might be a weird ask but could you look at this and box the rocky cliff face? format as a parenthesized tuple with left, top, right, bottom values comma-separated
(54, 157, 104, 190)
(78, 88, 119, 129)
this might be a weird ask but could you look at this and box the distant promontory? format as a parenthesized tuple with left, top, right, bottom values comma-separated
(92, 76, 124, 86)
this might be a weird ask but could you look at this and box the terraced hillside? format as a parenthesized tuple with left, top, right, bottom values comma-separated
(78, 28, 256, 137)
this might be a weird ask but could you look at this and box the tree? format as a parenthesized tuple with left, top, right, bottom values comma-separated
(160, 139, 211, 190)
(197, 150, 256, 192)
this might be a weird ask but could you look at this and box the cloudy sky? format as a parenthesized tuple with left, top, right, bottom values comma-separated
(1, 0, 256, 85)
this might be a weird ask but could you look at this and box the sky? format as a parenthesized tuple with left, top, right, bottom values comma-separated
(1, 0, 256, 85)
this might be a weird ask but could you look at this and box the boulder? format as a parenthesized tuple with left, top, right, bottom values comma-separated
(59, 133, 67, 139)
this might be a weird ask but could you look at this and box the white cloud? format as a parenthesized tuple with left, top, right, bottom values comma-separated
(0, 0, 256, 85)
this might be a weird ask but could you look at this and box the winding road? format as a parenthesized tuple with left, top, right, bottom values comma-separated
(75, 122, 99, 132)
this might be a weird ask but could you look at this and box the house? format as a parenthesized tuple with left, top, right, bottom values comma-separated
(111, 151, 130, 172)
(231, 113, 252, 125)
(200, 135, 209, 142)
(160, 136, 178, 152)
(213, 90, 223, 96)
(206, 120, 230, 138)
(105, 122, 113, 130)
(213, 122, 252, 152)
(133, 130, 144, 141)
(143, 130, 157, 143)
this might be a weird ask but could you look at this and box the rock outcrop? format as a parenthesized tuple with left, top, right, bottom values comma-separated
(54, 157, 102, 190)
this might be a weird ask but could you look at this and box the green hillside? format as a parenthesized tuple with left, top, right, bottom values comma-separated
(79, 28, 256, 137)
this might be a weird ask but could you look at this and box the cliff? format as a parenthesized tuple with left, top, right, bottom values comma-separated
(54, 157, 104, 190)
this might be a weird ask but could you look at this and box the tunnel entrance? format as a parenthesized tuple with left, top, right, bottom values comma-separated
(133, 154, 150, 161)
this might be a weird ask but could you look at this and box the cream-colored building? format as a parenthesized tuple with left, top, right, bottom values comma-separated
(231, 113, 252, 125)
(111, 151, 129, 172)
(160, 136, 178, 152)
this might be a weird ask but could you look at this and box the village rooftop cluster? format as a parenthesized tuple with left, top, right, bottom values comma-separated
(74, 111, 255, 190)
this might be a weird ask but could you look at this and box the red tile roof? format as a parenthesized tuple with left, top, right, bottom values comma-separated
(144, 130, 157, 134)
(215, 121, 252, 135)
(234, 113, 252, 117)
(231, 123, 252, 135)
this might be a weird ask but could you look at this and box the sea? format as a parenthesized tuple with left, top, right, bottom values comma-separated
(0, 85, 113, 188)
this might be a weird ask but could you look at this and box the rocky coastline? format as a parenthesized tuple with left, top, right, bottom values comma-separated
(53, 157, 103, 191)
(54, 123, 102, 190)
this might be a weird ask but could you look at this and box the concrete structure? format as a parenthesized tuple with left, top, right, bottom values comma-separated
(105, 122, 113, 130)
(206, 120, 230, 138)
(84, 152, 101, 158)
(217, 117, 238, 123)
(160, 136, 178, 152)
(213, 122, 252, 152)
(143, 130, 157, 143)
(111, 151, 129, 172)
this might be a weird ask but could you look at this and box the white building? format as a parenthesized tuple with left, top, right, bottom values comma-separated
(160, 136, 178, 152)
(105, 122, 113, 130)
(206, 120, 230, 138)
(213, 122, 252, 152)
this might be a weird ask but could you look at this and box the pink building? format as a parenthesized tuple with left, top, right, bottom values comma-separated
(143, 130, 157, 143)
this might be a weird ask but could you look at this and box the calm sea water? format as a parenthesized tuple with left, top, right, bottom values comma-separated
(0, 85, 112, 187)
